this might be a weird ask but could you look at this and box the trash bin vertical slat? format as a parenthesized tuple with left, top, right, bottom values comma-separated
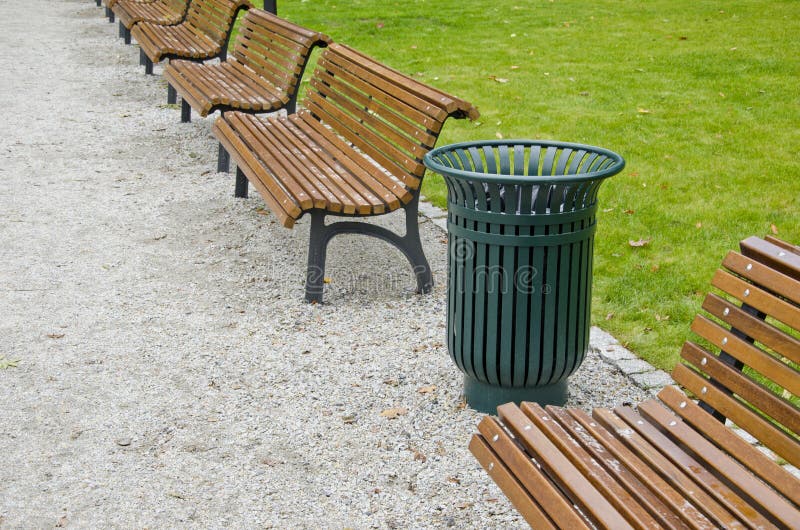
(515, 183, 534, 386)
(472, 183, 490, 384)
(460, 179, 477, 381)
(484, 182, 503, 385)
(500, 183, 519, 387)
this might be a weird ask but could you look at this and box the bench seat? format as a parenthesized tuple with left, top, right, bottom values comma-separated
(471, 235, 800, 529)
(213, 42, 478, 302)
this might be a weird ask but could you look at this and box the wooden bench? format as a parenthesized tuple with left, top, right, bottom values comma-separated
(101, 0, 153, 22)
(470, 235, 800, 529)
(213, 42, 479, 302)
(162, 10, 329, 132)
(131, 0, 252, 75)
(112, 0, 188, 45)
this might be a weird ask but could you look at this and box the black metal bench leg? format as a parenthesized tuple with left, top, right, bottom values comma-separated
(107, 8, 114, 22)
(167, 84, 177, 105)
(234, 167, 248, 198)
(217, 143, 230, 173)
(145, 56, 154, 75)
(302, 197, 433, 303)
(96, 0, 101, 7)
(402, 195, 434, 294)
(305, 212, 329, 304)
(123, 26, 131, 45)
(181, 99, 191, 122)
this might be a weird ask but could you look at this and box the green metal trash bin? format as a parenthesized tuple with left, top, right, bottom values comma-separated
(423, 140, 625, 413)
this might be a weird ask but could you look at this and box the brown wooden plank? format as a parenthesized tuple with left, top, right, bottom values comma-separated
(691, 314, 800, 396)
(592, 407, 744, 529)
(722, 250, 800, 306)
(227, 113, 319, 211)
(681, 340, 800, 435)
(497, 403, 636, 530)
(764, 236, 800, 256)
(703, 293, 800, 365)
(671, 363, 800, 468)
(740, 236, 800, 282)
(615, 405, 779, 529)
(638, 399, 800, 528)
(211, 117, 299, 227)
(712, 268, 800, 331)
(567, 407, 717, 530)
(296, 112, 409, 209)
(544, 406, 686, 529)
(657, 384, 800, 507)
(469, 434, 561, 530)
(474, 417, 591, 529)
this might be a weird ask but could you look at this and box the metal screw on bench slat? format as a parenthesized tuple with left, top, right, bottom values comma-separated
(524, 425, 531, 431)
(721, 337, 728, 345)
(679, 401, 687, 408)
(723, 307, 730, 316)
(488, 462, 494, 471)
(746, 263, 753, 271)
(701, 386, 708, 394)
(743, 288, 750, 297)
(701, 358, 708, 366)
(492, 434, 499, 442)
(778, 251, 786, 257)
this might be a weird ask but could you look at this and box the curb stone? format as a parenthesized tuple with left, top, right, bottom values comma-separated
(418, 197, 673, 395)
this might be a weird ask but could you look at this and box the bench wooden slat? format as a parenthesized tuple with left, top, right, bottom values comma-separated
(469, 433, 562, 530)
(681, 340, 799, 437)
(262, 118, 384, 214)
(227, 112, 321, 210)
(303, 92, 423, 190)
(658, 384, 800, 507)
(567, 407, 716, 529)
(713, 268, 800, 331)
(691, 315, 800, 396)
(592, 408, 744, 529)
(211, 118, 300, 227)
(296, 112, 409, 209)
(672, 363, 800, 468)
(703, 293, 800, 364)
(542, 406, 677, 529)
(497, 403, 635, 530)
(614, 405, 779, 529)
(741, 235, 800, 281)
(637, 399, 800, 528)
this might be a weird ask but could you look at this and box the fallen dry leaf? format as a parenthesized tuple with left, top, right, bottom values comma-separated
(771, 224, 779, 234)
(380, 407, 408, 419)
(637, 108, 651, 114)
(255, 208, 270, 216)
(46, 333, 65, 339)
(629, 238, 651, 248)
(695, 222, 703, 229)
(624, 209, 635, 215)
(417, 385, 436, 394)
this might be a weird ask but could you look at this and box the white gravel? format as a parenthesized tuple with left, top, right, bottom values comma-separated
(0, 1, 651, 527)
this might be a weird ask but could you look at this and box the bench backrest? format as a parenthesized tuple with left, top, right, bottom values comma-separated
(231, 10, 330, 98)
(303, 43, 479, 192)
(670, 236, 800, 467)
(186, 0, 251, 45)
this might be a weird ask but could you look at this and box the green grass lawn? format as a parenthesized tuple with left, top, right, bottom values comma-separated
(254, 0, 799, 371)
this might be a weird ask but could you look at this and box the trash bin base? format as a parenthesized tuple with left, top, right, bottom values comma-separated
(463, 375, 568, 413)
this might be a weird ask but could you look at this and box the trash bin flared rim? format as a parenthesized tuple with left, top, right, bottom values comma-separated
(423, 139, 625, 185)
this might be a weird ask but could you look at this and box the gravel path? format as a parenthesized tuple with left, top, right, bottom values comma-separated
(0, 1, 651, 527)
